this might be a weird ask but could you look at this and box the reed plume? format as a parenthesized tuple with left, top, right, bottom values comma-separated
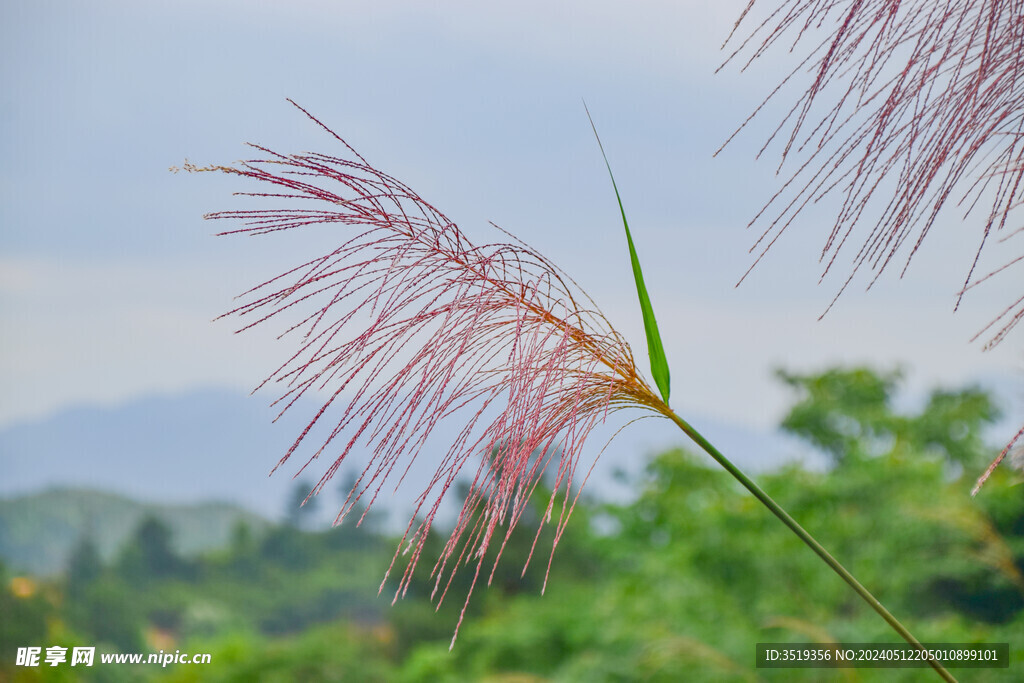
(198, 103, 954, 678)
(198, 102, 665, 639)
(721, 0, 1024, 498)
(720, 0, 1024, 347)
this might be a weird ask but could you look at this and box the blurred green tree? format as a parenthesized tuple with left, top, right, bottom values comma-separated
(393, 368, 1023, 681)
(0, 560, 50, 665)
(777, 367, 999, 468)
(117, 516, 184, 582)
(66, 532, 103, 598)
(286, 480, 320, 531)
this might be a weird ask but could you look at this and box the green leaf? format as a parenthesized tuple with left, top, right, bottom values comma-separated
(585, 103, 671, 404)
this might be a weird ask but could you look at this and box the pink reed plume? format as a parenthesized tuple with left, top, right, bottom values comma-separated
(720, 0, 1024, 494)
(197, 102, 666, 642)
(720, 0, 1024, 347)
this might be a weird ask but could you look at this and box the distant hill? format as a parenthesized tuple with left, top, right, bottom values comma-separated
(0, 387, 813, 528)
(0, 382, 1016, 576)
(0, 488, 270, 575)
(0, 388, 324, 521)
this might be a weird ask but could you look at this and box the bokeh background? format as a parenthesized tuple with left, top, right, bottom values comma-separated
(2, 1, 1022, 680)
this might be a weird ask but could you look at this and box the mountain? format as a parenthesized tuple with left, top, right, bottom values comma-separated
(0, 488, 269, 575)
(0, 388, 344, 521)
(0, 384, 806, 575)
(0, 387, 811, 525)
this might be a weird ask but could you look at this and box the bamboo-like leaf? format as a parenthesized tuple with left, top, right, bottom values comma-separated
(585, 104, 671, 404)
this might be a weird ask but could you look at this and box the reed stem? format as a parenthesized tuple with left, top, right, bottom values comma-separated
(661, 407, 956, 683)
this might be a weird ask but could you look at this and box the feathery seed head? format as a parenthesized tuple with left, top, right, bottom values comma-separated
(723, 0, 1024, 347)
(199, 103, 666, 640)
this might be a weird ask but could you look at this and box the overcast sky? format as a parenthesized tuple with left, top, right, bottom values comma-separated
(2, 1, 1020, 447)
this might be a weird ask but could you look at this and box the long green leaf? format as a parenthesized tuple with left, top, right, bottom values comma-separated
(585, 104, 671, 404)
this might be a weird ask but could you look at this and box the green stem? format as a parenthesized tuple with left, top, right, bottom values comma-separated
(662, 407, 956, 683)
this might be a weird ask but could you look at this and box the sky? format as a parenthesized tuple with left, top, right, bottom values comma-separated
(2, 0, 1021, 450)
